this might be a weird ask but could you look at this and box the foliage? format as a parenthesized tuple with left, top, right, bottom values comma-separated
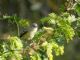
(0, 36, 23, 60)
(31, 12, 75, 60)
(0, 12, 79, 60)
(73, 1, 80, 16)
(1, 15, 29, 36)
(0, 1, 80, 60)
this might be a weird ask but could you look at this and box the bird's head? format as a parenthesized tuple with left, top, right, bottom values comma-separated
(31, 23, 38, 28)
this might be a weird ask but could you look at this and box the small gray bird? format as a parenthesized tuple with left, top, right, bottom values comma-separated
(20, 23, 38, 40)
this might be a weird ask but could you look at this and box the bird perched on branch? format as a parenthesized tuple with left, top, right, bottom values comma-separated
(20, 23, 38, 41)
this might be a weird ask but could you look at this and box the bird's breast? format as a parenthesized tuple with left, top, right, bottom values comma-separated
(28, 27, 38, 40)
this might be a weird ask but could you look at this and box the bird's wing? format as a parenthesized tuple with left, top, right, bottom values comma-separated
(20, 31, 28, 37)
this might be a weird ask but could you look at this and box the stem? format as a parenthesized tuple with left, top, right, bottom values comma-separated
(14, 15, 20, 37)
(16, 23, 20, 37)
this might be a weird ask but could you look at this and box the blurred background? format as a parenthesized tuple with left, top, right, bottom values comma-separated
(0, 0, 80, 60)
(0, 0, 68, 38)
(0, 0, 68, 19)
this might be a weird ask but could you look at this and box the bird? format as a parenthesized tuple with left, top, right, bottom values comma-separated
(20, 23, 38, 41)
